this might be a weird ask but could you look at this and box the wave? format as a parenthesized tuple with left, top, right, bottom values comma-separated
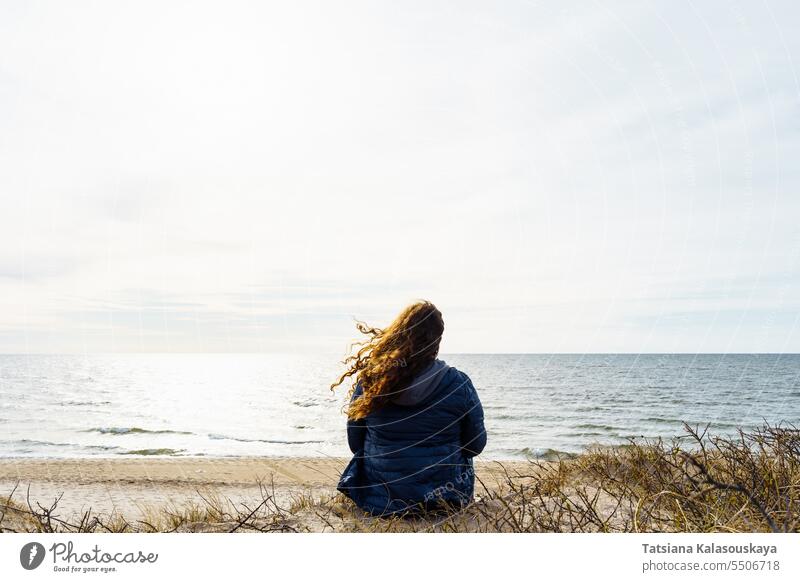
(84, 426, 193, 435)
(519, 447, 578, 461)
(61, 400, 112, 407)
(5, 439, 123, 452)
(121, 448, 186, 456)
(574, 423, 617, 432)
(641, 417, 684, 425)
(207, 433, 323, 445)
(557, 431, 608, 438)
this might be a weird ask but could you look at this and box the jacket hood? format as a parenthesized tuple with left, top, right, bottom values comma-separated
(392, 359, 451, 406)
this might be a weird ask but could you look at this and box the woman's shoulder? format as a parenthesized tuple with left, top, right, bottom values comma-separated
(439, 364, 474, 390)
(436, 366, 480, 411)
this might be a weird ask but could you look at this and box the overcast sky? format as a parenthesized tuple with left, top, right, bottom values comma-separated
(1, 0, 799, 354)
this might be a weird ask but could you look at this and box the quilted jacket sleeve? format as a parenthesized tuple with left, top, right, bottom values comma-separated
(459, 374, 487, 458)
(346, 381, 367, 454)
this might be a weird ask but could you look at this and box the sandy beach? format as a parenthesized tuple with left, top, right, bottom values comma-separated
(0, 457, 529, 528)
(1, 423, 795, 533)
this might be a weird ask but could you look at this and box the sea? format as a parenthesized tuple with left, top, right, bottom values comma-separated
(0, 353, 798, 460)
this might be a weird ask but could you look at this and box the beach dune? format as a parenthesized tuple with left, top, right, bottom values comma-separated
(2, 425, 795, 534)
(0, 457, 525, 528)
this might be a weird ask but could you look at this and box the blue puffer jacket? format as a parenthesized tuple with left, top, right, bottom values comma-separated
(337, 359, 487, 516)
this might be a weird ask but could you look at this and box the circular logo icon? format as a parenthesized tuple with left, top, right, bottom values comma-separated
(20, 542, 46, 570)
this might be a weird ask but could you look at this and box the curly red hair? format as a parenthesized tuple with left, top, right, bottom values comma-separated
(331, 301, 444, 420)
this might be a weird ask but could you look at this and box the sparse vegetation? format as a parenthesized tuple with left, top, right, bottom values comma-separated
(2, 423, 797, 533)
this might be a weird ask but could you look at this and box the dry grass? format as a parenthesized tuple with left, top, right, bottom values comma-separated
(1, 423, 797, 533)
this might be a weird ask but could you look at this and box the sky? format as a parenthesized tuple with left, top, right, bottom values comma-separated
(0, 0, 799, 354)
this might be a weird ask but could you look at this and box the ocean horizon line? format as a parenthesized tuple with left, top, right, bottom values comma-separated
(2, 351, 800, 356)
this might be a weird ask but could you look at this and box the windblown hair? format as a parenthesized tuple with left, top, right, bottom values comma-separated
(331, 301, 444, 420)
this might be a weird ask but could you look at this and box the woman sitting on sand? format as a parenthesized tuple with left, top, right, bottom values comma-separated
(331, 300, 486, 516)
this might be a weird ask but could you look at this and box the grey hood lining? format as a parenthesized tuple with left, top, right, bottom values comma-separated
(391, 359, 451, 406)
